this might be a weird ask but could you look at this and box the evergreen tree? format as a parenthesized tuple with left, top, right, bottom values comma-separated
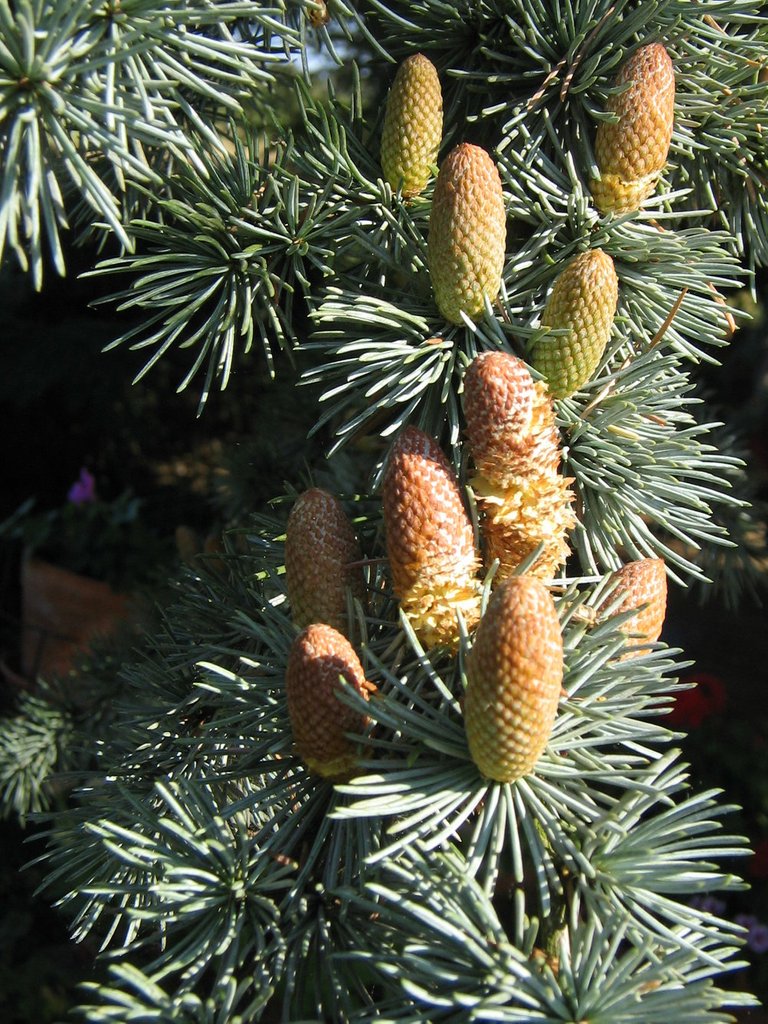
(1, 0, 768, 1020)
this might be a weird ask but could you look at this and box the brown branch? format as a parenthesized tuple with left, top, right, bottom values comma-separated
(528, 58, 566, 111)
(706, 281, 737, 338)
(560, 5, 617, 102)
(649, 287, 688, 348)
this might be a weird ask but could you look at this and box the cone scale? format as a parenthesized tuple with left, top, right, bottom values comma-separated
(464, 576, 564, 783)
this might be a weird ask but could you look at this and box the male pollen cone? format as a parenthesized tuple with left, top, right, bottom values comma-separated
(464, 351, 558, 484)
(428, 143, 506, 324)
(285, 623, 371, 779)
(592, 42, 675, 215)
(285, 488, 364, 635)
(603, 557, 668, 657)
(464, 576, 564, 783)
(532, 248, 618, 399)
(382, 425, 481, 649)
(463, 351, 575, 581)
(306, 0, 330, 28)
(380, 53, 443, 198)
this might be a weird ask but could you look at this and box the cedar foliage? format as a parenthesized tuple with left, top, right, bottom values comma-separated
(1, 1, 767, 1020)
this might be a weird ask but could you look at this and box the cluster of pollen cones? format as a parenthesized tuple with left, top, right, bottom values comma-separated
(280, 471, 667, 782)
(279, 374, 667, 784)
(280, 39, 675, 784)
(381, 44, 673, 398)
(382, 43, 674, 222)
(283, 489, 372, 780)
(381, 351, 574, 656)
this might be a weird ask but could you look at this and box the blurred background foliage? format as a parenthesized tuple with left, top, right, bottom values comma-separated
(0, 235, 322, 1023)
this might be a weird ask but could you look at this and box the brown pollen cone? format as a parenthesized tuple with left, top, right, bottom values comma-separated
(285, 488, 364, 635)
(285, 623, 372, 779)
(306, 0, 330, 28)
(464, 576, 564, 782)
(602, 557, 668, 657)
(463, 351, 575, 582)
(592, 42, 675, 214)
(382, 425, 481, 648)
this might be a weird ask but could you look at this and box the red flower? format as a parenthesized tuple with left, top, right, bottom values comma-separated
(666, 672, 728, 729)
(749, 838, 768, 881)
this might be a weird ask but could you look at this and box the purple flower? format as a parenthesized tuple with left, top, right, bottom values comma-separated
(735, 913, 759, 931)
(733, 914, 768, 954)
(747, 922, 768, 955)
(67, 468, 97, 505)
(689, 894, 727, 916)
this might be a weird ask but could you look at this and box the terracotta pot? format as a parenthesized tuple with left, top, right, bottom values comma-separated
(20, 556, 131, 681)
